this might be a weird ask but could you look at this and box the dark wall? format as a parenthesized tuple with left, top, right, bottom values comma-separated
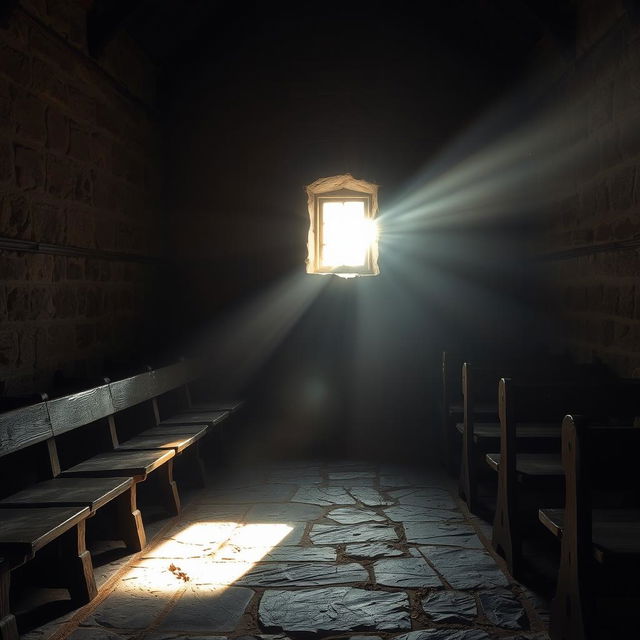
(0, 1, 164, 394)
(163, 2, 552, 458)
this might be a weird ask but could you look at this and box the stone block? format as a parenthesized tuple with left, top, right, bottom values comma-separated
(68, 123, 92, 163)
(6, 286, 29, 321)
(29, 286, 53, 320)
(610, 164, 635, 211)
(0, 138, 14, 183)
(74, 166, 93, 203)
(76, 323, 95, 350)
(66, 257, 85, 280)
(26, 253, 54, 281)
(52, 286, 77, 318)
(15, 145, 44, 190)
(68, 84, 96, 124)
(46, 107, 69, 152)
(31, 57, 68, 107)
(0, 43, 30, 84)
(46, 153, 75, 198)
(65, 206, 95, 247)
(91, 131, 111, 169)
(0, 330, 18, 367)
(0, 254, 27, 280)
(0, 78, 11, 134)
(32, 200, 66, 243)
(13, 88, 47, 144)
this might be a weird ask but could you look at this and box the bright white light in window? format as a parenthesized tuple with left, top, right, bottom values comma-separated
(321, 201, 377, 268)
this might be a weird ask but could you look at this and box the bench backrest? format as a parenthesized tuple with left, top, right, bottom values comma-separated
(0, 401, 53, 457)
(47, 383, 115, 436)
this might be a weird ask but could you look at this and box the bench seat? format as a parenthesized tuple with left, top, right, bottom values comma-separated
(486, 452, 563, 476)
(456, 422, 561, 441)
(540, 507, 640, 561)
(0, 506, 90, 557)
(60, 449, 174, 479)
(118, 428, 207, 454)
(0, 477, 132, 512)
(185, 400, 243, 413)
(159, 410, 228, 427)
(449, 401, 497, 418)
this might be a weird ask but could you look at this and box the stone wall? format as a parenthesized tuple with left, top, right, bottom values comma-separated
(538, 0, 640, 376)
(0, 1, 163, 394)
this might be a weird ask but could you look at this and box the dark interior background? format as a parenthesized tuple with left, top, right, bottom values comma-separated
(2, 0, 638, 460)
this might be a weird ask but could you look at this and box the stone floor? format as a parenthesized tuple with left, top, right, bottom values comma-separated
(24, 460, 550, 640)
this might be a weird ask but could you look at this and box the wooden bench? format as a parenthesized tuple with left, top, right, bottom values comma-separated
(539, 415, 640, 640)
(488, 378, 639, 577)
(441, 351, 498, 474)
(0, 401, 105, 640)
(457, 357, 615, 515)
(109, 362, 230, 489)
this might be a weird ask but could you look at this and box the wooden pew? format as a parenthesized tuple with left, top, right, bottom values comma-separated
(488, 379, 639, 577)
(441, 351, 498, 474)
(457, 356, 615, 516)
(0, 402, 101, 640)
(48, 382, 179, 518)
(539, 416, 640, 640)
(108, 363, 231, 489)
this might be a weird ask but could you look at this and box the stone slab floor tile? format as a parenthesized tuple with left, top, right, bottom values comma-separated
(393, 630, 490, 640)
(310, 523, 398, 544)
(345, 542, 404, 559)
(66, 629, 133, 640)
(421, 590, 478, 624)
(478, 588, 529, 629)
(224, 521, 306, 547)
(156, 585, 254, 632)
(420, 546, 510, 589)
(349, 487, 394, 506)
(403, 521, 484, 548)
(236, 562, 368, 586)
(258, 587, 411, 632)
(245, 502, 324, 522)
(292, 486, 356, 506)
(373, 557, 443, 588)
(384, 504, 463, 523)
(327, 506, 386, 524)
(145, 635, 227, 640)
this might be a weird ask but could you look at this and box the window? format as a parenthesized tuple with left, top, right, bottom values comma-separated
(306, 174, 380, 277)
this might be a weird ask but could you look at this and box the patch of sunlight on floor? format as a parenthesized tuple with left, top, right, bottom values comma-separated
(123, 522, 293, 592)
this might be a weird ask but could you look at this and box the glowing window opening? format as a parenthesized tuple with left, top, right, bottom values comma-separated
(306, 177, 380, 278)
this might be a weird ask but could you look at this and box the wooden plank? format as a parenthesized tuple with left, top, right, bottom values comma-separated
(0, 506, 90, 555)
(138, 425, 208, 436)
(456, 422, 561, 440)
(109, 372, 155, 411)
(539, 507, 563, 538)
(117, 431, 204, 453)
(449, 401, 497, 418)
(150, 362, 188, 397)
(487, 453, 563, 476)
(187, 399, 244, 413)
(160, 410, 228, 427)
(47, 385, 114, 436)
(0, 403, 53, 456)
(60, 449, 174, 478)
(0, 477, 132, 512)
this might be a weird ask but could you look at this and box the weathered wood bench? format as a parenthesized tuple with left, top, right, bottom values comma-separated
(488, 378, 639, 577)
(0, 401, 108, 640)
(457, 357, 615, 516)
(539, 415, 640, 640)
(441, 351, 498, 474)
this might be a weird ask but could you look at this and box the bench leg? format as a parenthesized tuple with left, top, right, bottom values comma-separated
(192, 442, 207, 488)
(491, 464, 521, 577)
(116, 484, 146, 552)
(60, 521, 97, 605)
(0, 570, 18, 640)
(458, 432, 478, 513)
(158, 460, 181, 516)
